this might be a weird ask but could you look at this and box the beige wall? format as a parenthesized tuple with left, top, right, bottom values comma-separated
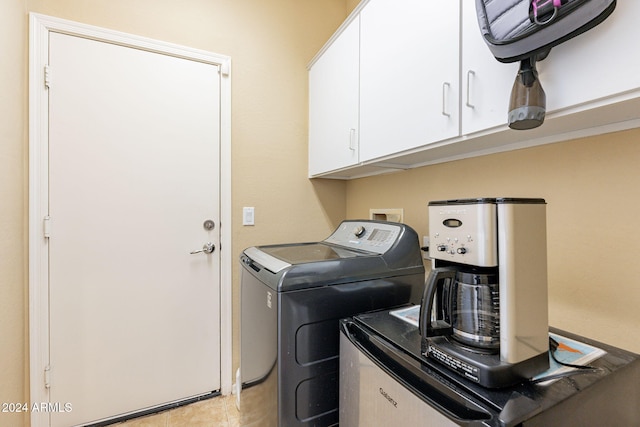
(1, 0, 349, 422)
(347, 0, 361, 14)
(1, 1, 28, 426)
(346, 129, 640, 353)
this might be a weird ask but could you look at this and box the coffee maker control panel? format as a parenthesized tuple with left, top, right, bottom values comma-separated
(429, 201, 498, 267)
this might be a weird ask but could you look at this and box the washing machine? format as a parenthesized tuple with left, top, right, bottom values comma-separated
(238, 220, 425, 427)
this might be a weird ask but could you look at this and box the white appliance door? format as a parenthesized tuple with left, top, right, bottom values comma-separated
(48, 32, 221, 426)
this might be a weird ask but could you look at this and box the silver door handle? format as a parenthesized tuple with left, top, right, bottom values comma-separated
(466, 70, 476, 108)
(442, 82, 451, 117)
(349, 128, 357, 151)
(190, 242, 215, 254)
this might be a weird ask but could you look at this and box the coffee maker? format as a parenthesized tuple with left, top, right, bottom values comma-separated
(419, 198, 549, 388)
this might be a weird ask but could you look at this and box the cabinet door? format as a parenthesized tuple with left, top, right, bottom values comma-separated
(359, 0, 460, 163)
(308, 17, 360, 177)
(539, 0, 640, 113)
(461, 1, 519, 134)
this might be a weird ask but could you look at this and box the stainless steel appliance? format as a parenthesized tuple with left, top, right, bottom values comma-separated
(419, 198, 549, 387)
(238, 220, 425, 427)
(340, 308, 640, 426)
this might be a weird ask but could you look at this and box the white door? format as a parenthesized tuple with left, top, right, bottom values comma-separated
(539, 0, 640, 113)
(461, 1, 519, 135)
(308, 15, 360, 176)
(47, 31, 221, 426)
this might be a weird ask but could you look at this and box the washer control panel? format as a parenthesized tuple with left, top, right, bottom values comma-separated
(325, 220, 402, 254)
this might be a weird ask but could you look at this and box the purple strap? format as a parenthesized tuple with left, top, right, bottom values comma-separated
(532, 0, 562, 13)
(532, 0, 562, 24)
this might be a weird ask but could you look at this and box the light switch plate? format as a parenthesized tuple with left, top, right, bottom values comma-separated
(243, 207, 255, 226)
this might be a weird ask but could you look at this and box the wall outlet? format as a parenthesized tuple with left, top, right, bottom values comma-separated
(423, 236, 430, 259)
(369, 208, 403, 223)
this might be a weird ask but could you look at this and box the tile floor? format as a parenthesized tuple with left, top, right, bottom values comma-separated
(111, 394, 239, 427)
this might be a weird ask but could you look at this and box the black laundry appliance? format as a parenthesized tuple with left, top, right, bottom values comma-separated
(238, 220, 425, 426)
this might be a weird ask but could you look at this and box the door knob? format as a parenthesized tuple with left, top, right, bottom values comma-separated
(190, 242, 215, 254)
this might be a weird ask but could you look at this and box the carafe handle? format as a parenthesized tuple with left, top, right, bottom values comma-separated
(419, 268, 456, 337)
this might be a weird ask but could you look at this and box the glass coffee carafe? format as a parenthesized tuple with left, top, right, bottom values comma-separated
(420, 267, 500, 352)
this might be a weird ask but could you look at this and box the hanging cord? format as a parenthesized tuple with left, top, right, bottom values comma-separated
(530, 337, 601, 384)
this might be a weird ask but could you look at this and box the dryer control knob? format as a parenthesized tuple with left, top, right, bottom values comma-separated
(353, 226, 366, 238)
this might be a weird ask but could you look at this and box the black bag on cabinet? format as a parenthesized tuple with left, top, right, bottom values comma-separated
(475, 0, 616, 129)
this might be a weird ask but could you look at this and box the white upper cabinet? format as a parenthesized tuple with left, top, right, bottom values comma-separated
(308, 0, 640, 179)
(359, 0, 460, 163)
(539, 0, 640, 114)
(460, 2, 519, 135)
(308, 16, 360, 176)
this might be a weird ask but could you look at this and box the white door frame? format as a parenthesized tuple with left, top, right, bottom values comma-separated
(28, 13, 232, 427)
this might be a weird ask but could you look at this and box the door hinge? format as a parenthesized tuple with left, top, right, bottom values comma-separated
(220, 60, 230, 77)
(44, 65, 51, 89)
(43, 215, 51, 239)
(44, 364, 51, 389)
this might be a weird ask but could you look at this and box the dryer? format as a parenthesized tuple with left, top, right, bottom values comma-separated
(238, 220, 425, 427)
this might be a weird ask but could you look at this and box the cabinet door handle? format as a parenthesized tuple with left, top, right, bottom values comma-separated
(349, 128, 357, 151)
(466, 70, 476, 108)
(442, 82, 451, 117)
